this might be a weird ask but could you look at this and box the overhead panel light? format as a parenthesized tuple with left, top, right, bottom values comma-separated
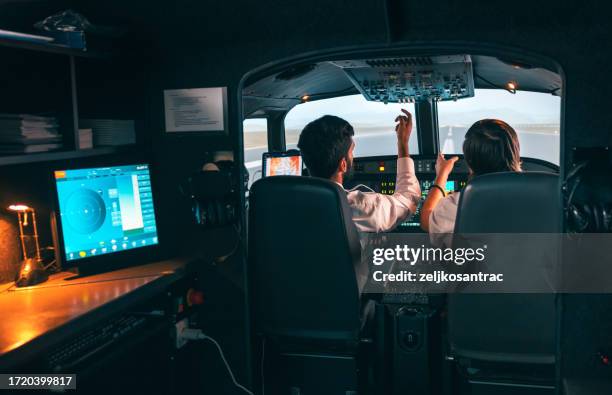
(505, 81, 518, 94)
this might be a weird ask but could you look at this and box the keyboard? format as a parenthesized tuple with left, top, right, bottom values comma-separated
(47, 315, 149, 370)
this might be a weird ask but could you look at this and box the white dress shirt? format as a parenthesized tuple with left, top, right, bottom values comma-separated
(341, 157, 421, 233)
(428, 192, 460, 246)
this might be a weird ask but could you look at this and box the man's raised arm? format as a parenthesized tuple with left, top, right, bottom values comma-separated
(348, 110, 421, 232)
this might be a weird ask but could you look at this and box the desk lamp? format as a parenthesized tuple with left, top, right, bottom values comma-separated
(8, 204, 48, 287)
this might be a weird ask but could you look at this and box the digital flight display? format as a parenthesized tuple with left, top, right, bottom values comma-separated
(379, 179, 466, 230)
(54, 164, 159, 261)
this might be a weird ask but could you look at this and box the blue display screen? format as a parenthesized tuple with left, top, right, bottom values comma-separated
(398, 179, 461, 228)
(54, 164, 159, 261)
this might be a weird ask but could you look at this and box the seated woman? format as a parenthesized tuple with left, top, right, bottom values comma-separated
(420, 119, 522, 243)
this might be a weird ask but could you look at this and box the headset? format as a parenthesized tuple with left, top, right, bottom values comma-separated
(180, 152, 248, 229)
(565, 150, 612, 233)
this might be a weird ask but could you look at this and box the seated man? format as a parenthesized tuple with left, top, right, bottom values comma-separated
(297, 110, 421, 233)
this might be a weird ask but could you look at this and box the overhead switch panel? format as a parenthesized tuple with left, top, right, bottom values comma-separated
(331, 55, 475, 103)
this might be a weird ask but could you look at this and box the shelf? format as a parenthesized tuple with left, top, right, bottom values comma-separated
(0, 31, 110, 59)
(0, 146, 133, 166)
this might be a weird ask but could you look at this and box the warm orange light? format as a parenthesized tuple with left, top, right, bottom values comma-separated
(21, 261, 31, 274)
(8, 204, 31, 212)
(54, 170, 66, 179)
(301, 94, 310, 102)
(506, 81, 518, 93)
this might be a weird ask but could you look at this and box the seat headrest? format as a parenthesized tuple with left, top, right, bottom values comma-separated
(250, 176, 362, 273)
(251, 175, 344, 200)
(455, 171, 561, 233)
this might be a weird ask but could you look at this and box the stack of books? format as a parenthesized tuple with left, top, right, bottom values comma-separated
(80, 119, 136, 147)
(0, 113, 62, 154)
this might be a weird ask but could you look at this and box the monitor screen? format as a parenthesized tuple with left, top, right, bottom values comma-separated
(379, 179, 458, 196)
(373, 178, 464, 230)
(262, 151, 302, 177)
(54, 164, 159, 262)
(397, 179, 464, 229)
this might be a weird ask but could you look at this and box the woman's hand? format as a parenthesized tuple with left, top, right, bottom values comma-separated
(421, 154, 458, 232)
(435, 153, 459, 179)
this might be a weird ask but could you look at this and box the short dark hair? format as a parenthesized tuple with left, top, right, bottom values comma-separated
(297, 115, 355, 178)
(463, 119, 521, 176)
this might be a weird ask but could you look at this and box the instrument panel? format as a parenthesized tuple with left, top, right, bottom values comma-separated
(344, 155, 558, 233)
(331, 55, 475, 103)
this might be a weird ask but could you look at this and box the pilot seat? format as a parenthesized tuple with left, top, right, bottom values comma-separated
(449, 171, 561, 395)
(248, 176, 375, 395)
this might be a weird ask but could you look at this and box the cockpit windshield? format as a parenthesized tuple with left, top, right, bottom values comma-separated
(438, 89, 560, 164)
(284, 95, 419, 157)
(284, 89, 560, 164)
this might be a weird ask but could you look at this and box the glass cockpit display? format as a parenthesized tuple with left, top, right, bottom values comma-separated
(54, 164, 159, 261)
(379, 178, 465, 230)
(262, 151, 303, 177)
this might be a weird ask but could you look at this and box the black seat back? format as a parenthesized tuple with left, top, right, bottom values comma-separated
(248, 176, 362, 343)
(450, 172, 560, 366)
(455, 171, 561, 233)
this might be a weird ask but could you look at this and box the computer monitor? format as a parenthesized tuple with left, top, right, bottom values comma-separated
(391, 178, 465, 231)
(262, 151, 302, 177)
(52, 163, 159, 268)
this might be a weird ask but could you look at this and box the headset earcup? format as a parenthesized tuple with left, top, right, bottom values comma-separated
(568, 205, 589, 232)
(604, 204, 612, 232)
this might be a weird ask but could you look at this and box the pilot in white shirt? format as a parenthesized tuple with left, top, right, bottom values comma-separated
(297, 110, 421, 234)
(420, 119, 523, 246)
(425, 189, 460, 247)
(298, 111, 420, 298)
(344, 156, 420, 232)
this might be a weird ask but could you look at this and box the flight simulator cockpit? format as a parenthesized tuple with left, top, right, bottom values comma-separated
(242, 49, 567, 395)
(243, 52, 561, 230)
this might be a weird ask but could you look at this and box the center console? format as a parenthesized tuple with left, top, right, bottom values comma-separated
(344, 155, 470, 232)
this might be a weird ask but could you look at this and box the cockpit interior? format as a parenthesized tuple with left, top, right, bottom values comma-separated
(242, 48, 568, 395)
(0, 2, 611, 395)
(243, 51, 561, 229)
(239, 43, 610, 394)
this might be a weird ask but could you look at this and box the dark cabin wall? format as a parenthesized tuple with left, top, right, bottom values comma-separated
(121, 0, 390, 241)
(0, 1, 70, 282)
(0, 0, 69, 31)
(130, 2, 391, 389)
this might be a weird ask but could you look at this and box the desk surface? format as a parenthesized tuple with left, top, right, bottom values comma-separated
(0, 258, 192, 368)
